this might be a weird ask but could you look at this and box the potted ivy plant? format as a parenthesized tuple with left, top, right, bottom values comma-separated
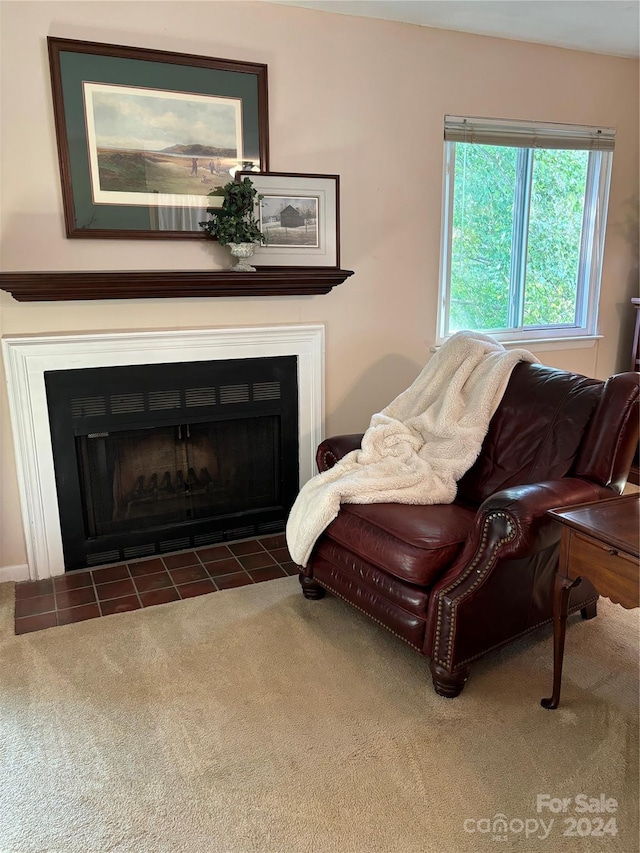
(199, 177, 266, 271)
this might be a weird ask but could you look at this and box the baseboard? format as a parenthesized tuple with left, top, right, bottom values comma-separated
(0, 564, 30, 583)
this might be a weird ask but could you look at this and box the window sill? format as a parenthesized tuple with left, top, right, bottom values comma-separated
(499, 335, 602, 352)
(432, 335, 602, 353)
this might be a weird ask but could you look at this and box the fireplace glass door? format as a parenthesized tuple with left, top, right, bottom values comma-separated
(45, 357, 298, 570)
(79, 417, 281, 537)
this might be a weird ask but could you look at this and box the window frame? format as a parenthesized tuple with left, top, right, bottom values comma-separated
(437, 122, 614, 346)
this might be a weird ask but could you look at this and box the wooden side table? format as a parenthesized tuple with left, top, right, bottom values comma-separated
(541, 493, 640, 709)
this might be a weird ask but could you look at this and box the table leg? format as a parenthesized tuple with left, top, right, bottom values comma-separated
(541, 573, 583, 710)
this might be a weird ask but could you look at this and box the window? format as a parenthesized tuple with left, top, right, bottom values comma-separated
(438, 116, 615, 344)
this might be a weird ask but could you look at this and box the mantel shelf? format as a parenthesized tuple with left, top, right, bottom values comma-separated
(0, 267, 354, 301)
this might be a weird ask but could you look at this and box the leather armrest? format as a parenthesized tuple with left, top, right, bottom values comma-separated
(426, 478, 612, 667)
(429, 477, 615, 609)
(477, 478, 616, 558)
(316, 434, 364, 472)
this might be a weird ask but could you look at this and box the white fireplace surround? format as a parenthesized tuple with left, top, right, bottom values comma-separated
(2, 324, 324, 581)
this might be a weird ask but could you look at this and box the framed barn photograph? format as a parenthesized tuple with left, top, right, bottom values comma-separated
(237, 172, 340, 267)
(48, 38, 269, 239)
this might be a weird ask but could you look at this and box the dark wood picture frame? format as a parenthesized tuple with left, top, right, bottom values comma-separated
(47, 37, 269, 239)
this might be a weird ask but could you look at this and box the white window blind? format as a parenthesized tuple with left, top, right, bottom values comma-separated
(444, 116, 616, 151)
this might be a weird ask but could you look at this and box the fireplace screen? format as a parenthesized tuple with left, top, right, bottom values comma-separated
(45, 357, 298, 570)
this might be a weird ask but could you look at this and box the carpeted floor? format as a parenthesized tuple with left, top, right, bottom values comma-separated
(0, 576, 637, 853)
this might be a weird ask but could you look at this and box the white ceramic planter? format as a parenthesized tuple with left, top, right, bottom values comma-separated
(228, 242, 257, 271)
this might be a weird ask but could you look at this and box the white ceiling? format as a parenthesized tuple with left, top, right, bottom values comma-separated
(270, 1, 640, 58)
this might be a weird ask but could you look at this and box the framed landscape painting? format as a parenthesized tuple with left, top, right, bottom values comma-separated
(48, 38, 269, 238)
(238, 172, 340, 267)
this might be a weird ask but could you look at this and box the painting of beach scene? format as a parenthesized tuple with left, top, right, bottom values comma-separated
(83, 82, 243, 207)
(259, 196, 319, 247)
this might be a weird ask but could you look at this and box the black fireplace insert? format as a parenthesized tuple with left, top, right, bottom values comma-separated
(45, 357, 298, 570)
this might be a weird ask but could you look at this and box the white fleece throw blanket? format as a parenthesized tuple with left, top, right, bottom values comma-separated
(286, 331, 538, 567)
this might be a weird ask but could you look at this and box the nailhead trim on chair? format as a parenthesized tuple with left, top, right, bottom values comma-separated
(312, 578, 424, 651)
(309, 578, 597, 676)
(307, 522, 598, 680)
(433, 511, 516, 669)
(319, 450, 338, 470)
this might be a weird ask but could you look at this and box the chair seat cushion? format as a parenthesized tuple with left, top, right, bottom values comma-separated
(323, 502, 476, 587)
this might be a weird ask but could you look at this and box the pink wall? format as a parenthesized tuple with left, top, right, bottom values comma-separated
(1, 1, 638, 571)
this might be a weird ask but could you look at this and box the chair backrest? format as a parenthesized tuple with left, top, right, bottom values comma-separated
(573, 371, 640, 492)
(456, 362, 639, 505)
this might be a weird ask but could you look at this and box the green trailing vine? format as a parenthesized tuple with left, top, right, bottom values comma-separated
(199, 177, 266, 246)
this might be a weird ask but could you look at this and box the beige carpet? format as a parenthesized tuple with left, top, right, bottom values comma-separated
(0, 576, 637, 853)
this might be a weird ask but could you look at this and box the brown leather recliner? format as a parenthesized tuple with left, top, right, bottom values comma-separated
(298, 363, 640, 698)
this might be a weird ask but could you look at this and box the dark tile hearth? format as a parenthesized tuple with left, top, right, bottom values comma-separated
(14, 534, 298, 635)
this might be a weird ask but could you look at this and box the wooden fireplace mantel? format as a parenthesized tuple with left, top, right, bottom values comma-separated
(0, 267, 354, 301)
